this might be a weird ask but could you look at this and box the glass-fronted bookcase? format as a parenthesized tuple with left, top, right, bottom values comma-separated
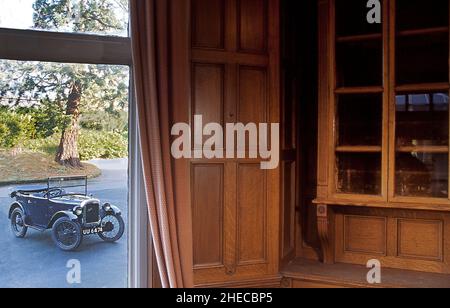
(318, 0, 450, 209)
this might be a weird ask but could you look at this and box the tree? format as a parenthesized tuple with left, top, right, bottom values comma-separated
(9, 0, 129, 167)
(0, 60, 129, 167)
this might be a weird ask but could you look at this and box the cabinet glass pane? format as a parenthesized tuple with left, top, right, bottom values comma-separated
(337, 40, 383, 87)
(337, 94, 382, 146)
(396, 153, 448, 198)
(396, 93, 449, 147)
(336, 153, 381, 195)
(336, 0, 382, 37)
(396, 33, 449, 85)
(396, 0, 449, 31)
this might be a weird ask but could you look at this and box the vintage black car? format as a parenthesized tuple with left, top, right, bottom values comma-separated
(8, 176, 125, 251)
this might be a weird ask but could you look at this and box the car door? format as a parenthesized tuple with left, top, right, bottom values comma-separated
(27, 197, 50, 228)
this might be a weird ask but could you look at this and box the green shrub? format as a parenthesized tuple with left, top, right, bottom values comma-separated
(0, 111, 35, 148)
(22, 129, 128, 160)
(78, 130, 128, 160)
(80, 111, 128, 133)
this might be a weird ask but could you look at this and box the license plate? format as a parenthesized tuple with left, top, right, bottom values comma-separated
(82, 227, 103, 235)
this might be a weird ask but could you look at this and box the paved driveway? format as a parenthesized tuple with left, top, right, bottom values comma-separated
(0, 159, 128, 288)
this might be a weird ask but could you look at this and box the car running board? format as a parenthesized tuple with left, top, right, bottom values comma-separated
(25, 224, 47, 232)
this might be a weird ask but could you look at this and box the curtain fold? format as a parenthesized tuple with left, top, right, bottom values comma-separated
(130, 0, 193, 288)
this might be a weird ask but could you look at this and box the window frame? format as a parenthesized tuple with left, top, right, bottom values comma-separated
(0, 25, 149, 288)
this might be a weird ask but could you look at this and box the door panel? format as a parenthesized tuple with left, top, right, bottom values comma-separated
(192, 63, 225, 146)
(29, 198, 49, 227)
(237, 164, 267, 264)
(238, 0, 268, 53)
(192, 164, 225, 268)
(238, 66, 268, 124)
(190, 0, 280, 285)
(192, 0, 225, 49)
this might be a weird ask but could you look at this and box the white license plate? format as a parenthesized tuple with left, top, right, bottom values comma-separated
(82, 227, 103, 235)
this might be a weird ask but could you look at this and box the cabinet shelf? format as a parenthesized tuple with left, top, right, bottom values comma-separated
(396, 146, 449, 153)
(395, 83, 450, 93)
(336, 146, 382, 153)
(335, 86, 384, 95)
(336, 33, 382, 43)
(397, 27, 449, 37)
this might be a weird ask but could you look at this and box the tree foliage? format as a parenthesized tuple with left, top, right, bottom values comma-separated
(0, 0, 129, 165)
(0, 61, 129, 114)
(33, 0, 128, 35)
(0, 110, 35, 148)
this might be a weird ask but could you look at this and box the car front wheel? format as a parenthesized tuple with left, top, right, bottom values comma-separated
(11, 208, 28, 238)
(52, 217, 83, 251)
(98, 214, 125, 243)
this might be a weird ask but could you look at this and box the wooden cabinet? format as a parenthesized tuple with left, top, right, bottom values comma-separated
(316, 0, 450, 274)
(189, 0, 280, 286)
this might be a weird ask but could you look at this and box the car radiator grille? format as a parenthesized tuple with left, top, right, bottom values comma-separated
(84, 203, 100, 224)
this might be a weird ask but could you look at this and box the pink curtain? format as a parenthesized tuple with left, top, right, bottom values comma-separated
(130, 0, 193, 288)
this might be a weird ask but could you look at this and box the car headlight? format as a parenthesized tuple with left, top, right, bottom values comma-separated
(103, 203, 112, 212)
(74, 207, 83, 216)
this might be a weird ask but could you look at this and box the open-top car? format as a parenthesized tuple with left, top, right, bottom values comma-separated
(8, 176, 125, 251)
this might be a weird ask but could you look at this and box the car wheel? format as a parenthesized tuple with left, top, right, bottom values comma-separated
(52, 217, 83, 251)
(11, 208, 28, 238)
(98, 214, 125, 243)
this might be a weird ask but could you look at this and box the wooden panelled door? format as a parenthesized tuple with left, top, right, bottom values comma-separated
(190, 0, 280, 286)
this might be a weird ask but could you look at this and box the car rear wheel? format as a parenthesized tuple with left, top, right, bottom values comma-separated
(11, 208, 28, 238)
(98, 214, 125, 243)
(52, 217, 83, 251)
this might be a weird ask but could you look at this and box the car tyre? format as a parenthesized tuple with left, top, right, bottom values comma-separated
(98, 214, 125, 243)
(52, 217, 83, 251)
(11, 208, 28, 238)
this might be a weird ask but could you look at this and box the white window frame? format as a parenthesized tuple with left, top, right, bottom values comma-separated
(0, 27, 148, 288)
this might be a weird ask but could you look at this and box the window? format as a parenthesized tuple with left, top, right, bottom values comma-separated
(330, 0, 450, 203)
(0, 0, 148, 288)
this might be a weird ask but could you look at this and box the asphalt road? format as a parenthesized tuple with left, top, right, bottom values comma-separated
(0, 159, 128, 288)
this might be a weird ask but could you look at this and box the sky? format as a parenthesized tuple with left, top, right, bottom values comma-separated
(0, 0, 34, 29)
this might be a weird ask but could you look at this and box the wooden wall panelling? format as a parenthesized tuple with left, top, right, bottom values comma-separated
(397, 219, 444, 262)
(334, 207, 450, 274)
(190, 0, 280, 286)
(342, 215, 387, 255)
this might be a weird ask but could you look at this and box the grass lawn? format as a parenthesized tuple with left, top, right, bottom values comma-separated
(0, 150, 101, 186)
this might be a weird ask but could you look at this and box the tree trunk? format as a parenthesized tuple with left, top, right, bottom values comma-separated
(55, 82, 83, 168)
